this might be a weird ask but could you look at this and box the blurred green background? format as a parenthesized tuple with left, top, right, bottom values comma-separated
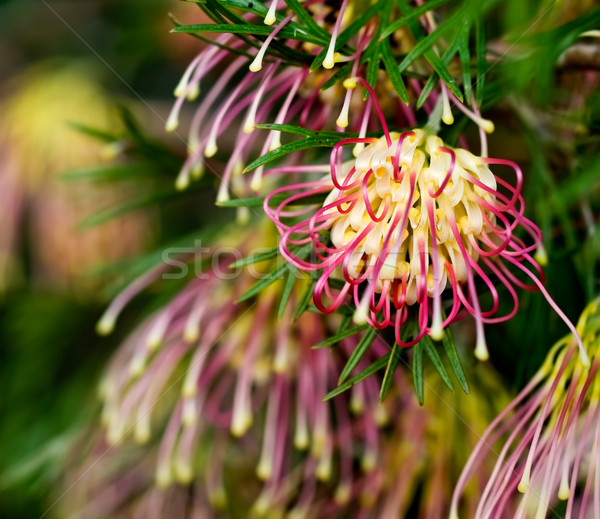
(0, 1, 190, 516)
(0, 0, 598, 517)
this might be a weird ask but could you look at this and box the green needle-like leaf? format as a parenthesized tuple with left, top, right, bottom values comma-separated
(236, 243, 312, 303)
(283, 0, 331, 40)
(229, 247, 279, 269)
(338, 327, 379, 384)
(380, 0, 451, 40)
(278, 270, 298, 319)
(313, 324, 370, 348)
(323, 353, 390, 401)
(293, 277, 317, 320)
(380, 40, 410, 104)
(412, 341, 425, 405)
(380, 342, 402, 402)
(474, 17, 486, 105)
(243, 135, 344, 172)
(422, 336, 454, 391)
(442, 329, 469, 394)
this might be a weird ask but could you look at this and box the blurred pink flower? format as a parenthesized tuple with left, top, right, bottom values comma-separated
(94, 232, 398, 517)
(451, 300, 599, 519)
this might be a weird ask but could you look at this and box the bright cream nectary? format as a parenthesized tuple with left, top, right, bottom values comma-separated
(266, 126, 549, 359)
(325, 130, 497, 305)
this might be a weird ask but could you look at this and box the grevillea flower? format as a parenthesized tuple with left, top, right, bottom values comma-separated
(366, 364, 510, 519)
(265, 78, 587, 362)
(94, 228, 400, 517)
(167, 2, 417, 200)
(61, 347, 508, 519)
(451, 299, 600, 519)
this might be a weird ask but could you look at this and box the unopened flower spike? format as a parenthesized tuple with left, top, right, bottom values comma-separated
(266, 77, 585, 362)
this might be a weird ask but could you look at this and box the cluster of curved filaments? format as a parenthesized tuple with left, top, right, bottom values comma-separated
(266, 128, 545, 354)
(99, 268, 394, 515)
(170, 8, 386, 197)
(450, 304, 600, 519)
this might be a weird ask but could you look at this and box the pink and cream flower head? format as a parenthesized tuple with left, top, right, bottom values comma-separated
(265, 78, 587, 363)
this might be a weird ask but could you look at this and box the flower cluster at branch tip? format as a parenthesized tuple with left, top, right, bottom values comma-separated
(451, 299, 600, 519)
(94, 230, 414, 517)
(266, 78, 588, 364)
(65, 308, 509, 519)
(164, 2, 420, 204)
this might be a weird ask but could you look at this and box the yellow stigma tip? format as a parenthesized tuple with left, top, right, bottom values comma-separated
(482, 120, 495, 134)
(204, 141, 217, 158)
(186, 84, 199, 101)
(165, 119, 178, 133)
(429, 326, 444, 341)
(442, 112, 454, 125)
(249, 61, 262, 73)
(175, 175, 189, 191)
(96, 316, 115, 336)
(534, 246, 548, 266)
(343, 78, 358, 90)
(558, 485, 570, 501)
(336, 116, 349, 128)
(474, 337, 489, 361)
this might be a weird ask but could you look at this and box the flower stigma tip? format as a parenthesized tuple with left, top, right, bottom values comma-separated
(343, 77, 358, 90)
(264, 0, 277, 25)
(474, 336, 489, 362)
(204, 137, 218, 158)
(175, 172, 190, 191)
(215, 183, 230, 205)
(165, 111, 179, 133)
(96, 314, 116, 336)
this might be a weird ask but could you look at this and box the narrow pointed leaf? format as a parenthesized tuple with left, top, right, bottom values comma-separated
(243, 135, 343, 172)
(283, 0, 331, 40)
(380, 0, 451, 40)
(412, 341, 425, 405)
(293, 277, 316, 319)
(422, 336, 454, 391)
(229, 247, 279, 269)
(236, 264, 286, 303)
(380, 343, 402, 402)
(380, 41, 409, 104)
(474, 18, 486, 105)
(338, 327, 379, 384)
(458, 31, 472, 105)
(424, 49, 463, 101)
(278, 270, 298, 319)
(313, 324, 369, 348)
(442, 329, 469, 393)
(236, 243, 312, 303)
(323, 353, 390, 401)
